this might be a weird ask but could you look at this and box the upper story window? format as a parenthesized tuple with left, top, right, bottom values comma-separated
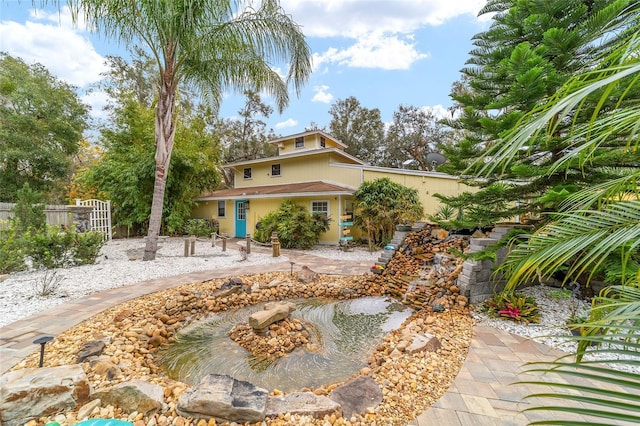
(295, 136, 304, 148)
(311, 201, 329, 216)
(217, 201, 226, 217)
(243, 167, 252, 179)
(320, 136, 326, 148)
(271, 163, 281, 177)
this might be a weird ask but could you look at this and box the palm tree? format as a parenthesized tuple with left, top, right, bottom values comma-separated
(475, 3, 640, 423)
(65, 0, 311, 260)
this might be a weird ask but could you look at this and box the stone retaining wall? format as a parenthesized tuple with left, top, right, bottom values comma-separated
(457, 225, 531, 305)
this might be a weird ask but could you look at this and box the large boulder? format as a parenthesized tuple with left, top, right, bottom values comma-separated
(266, 392, 341, 418)
(93, 379, 164, 415)
(298, 265, 319, 283)
(249, 301, 296, 331)
(176, 374, 268, 423)
(329, 376, 383, 418)
(0, 365, 90, 426)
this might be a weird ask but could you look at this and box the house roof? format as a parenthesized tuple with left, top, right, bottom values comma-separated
(224, 148, 365, 167)
(195, 181, 356, 201)
(267, 130, 347, 149)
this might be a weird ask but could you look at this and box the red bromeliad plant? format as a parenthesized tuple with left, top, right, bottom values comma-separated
(483, 292, 540, 324)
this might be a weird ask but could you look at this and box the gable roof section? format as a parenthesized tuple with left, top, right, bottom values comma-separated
(224, 148, 365, 168)
(196, 181, 356, 201)
(268, 130, 347, 149)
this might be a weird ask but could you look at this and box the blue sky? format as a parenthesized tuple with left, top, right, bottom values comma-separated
(0, 1, 490, 136)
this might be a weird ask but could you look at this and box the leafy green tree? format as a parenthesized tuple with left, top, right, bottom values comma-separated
(78, 97, 220, 235)
(438, 0, 635, 226)
(0, 53, 88, 202)
(254, 200, 330, 249)
(66, 0, 312, 260)
(353, 178, 423, 249)
(328, 96, 385, 164)
(382, 105, 457, 170)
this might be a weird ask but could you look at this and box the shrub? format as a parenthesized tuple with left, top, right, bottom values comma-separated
(12, 183, 46, 235)
(26, 227, 76, 269)
(254, 201, 331, 249)
(73, 231, 106, 265)
(0, 220, 27, 274)
(183, 218, 217, 237)
(25, 227, 106, 269)
(482, 292, 540, 324)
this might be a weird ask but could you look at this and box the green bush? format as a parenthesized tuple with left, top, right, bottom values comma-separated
(73, 231, 106, 265)
(0, 220, 27, 274)
(12, 183, 46, 235)
(254, 200, 331, 249)
(183, 218, 217, 237)
(482, 291, 540, 324)
(26, 227, 76, 269)
(25, 227, 106, 269)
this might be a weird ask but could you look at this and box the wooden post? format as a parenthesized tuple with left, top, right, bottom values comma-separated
(184, 238, 189, 257)
(222, 237, 227, 252)
(212, 233, 217, 247)
(271, 232, 280, 257)
(246, 234, 251, 255)
(190, 236, 196, 255)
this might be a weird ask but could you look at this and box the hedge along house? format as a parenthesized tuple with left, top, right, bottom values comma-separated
(192, 130, 470, 244)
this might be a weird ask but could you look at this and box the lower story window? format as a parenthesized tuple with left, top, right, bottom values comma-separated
(217, 200, 226, 217)
(311, 201, 329, 216)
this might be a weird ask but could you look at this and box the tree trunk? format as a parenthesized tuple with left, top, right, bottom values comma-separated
(144, 55, 177, 261)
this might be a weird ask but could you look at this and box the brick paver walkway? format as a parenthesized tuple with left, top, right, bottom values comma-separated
(1, 246, 634, 425)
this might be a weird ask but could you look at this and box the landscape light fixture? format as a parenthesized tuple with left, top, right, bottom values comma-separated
(33, 335, 54, 367)
(290, 261, 295, 276)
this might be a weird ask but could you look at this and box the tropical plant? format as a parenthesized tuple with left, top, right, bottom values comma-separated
(353, 178, 424, 250)
(64, 0, 311, 260)
(476, 2, 640, 422)
(254, 200, 331, 249)
(482, 292, 540, 324)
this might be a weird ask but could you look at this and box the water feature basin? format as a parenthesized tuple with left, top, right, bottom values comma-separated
(159, 296, 412, 393)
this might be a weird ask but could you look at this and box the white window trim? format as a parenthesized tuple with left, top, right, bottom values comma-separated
(295, 136, 305, 149)
(310, 200, 330, 216)
(243, 167, 252, 180)
(270, 163, 282, 177)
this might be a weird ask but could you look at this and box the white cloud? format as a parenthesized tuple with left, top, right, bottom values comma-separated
(421, 104, 453, 120)
(275, 118, 298, 129)
(311, 85, 333, 103)
(314, 32, 429, 70)
(81, 90, 110, 121)
(280, 0, 487, 38)
(0, 8, 106, 88)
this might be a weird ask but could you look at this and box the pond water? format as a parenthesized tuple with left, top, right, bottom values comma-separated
(159, 296, 412, 392)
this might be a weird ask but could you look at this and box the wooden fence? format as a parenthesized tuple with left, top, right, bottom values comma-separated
(0, 202, 75, 227)
(0, 201, 112, 241)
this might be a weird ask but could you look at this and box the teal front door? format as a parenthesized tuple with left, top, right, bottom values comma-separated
(235, 200, 247, 237)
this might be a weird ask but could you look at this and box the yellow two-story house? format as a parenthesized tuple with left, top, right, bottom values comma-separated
(192, 130, 470, 244)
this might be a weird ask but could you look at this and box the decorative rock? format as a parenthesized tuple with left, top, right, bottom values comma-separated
(297, 265, 318, 283)
(91, 360, 121, 380)
(0, 365, 90, 426)
(176, 374, 268, 423)
(249, 301, 296, 331)
(265, 392, 341, 418)
(77, 341, 106, 363)
(407, 333, 442, 354)
(94, 380, 164, 415)
(329, 376, 383, 418)
(77, 398, 101, 420)
(214, 278, 246, 298)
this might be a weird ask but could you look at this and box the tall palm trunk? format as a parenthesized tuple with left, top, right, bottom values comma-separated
(144, 55, 177, 261)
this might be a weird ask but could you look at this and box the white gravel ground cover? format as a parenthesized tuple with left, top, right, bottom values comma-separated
(0, 237, 380, 328)
(474, 285, 640, 373)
